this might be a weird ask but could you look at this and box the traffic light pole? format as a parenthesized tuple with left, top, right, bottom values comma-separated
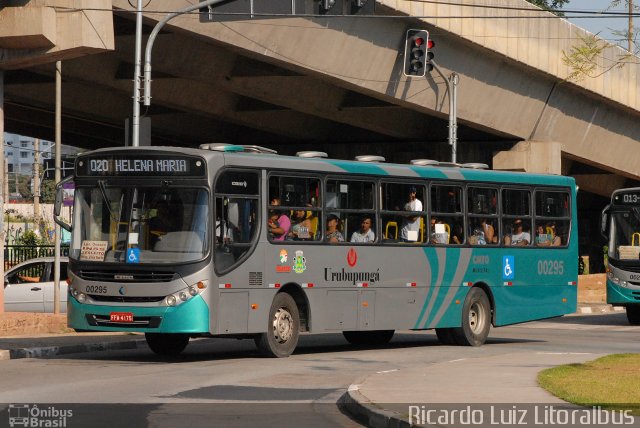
(430, 60, 458, 163)
(141, 0, 227, 108)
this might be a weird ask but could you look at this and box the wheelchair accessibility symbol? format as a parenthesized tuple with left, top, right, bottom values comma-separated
(127, 248, 140, 264)
(503, 255, 514, 280)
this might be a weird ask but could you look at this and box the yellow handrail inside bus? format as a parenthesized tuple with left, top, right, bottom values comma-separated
(632, 232, 640, 246)
(385, 221, 398, 239)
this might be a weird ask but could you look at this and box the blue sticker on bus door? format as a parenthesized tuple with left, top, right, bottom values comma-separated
(503, 255, 514, 280)
(127, 248, 140, 264)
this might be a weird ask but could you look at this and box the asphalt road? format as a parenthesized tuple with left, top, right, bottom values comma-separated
(0, 312, 638, 428)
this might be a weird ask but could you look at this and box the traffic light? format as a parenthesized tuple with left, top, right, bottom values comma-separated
(403, 29, 434, 77)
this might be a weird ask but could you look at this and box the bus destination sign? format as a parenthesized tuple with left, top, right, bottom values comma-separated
(613, 190, 640, 206)
(76, 154, 206, 177)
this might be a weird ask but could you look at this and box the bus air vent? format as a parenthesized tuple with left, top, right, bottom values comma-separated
(355, 155, 385, 163)
(200, 143, 244, 152)
(462, 163, 489, 169)
(410, 159, 439, 166)
(240, 145, 278, 154)
(437, 162, 462, 168)
(296, 151, 328, 158)
(249, 272, 263, 287)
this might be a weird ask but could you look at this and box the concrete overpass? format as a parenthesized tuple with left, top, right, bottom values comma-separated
(2, 0, 640, 199)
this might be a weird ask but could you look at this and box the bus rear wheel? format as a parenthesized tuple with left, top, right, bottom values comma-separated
(255, 292, 300, 358)
(626, 306, 640, 325)
(451, 287, 491, 346)
(145, 333, 189, 356)
(343, 330, 394, 346)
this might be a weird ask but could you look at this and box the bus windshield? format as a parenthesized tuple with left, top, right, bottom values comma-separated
(610, 208, 640, 260)
(71, 185, 209, 264)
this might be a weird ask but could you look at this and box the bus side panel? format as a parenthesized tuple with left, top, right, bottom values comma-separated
(492, 249, 577, 326)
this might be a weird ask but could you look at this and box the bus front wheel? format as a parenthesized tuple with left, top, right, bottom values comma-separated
(451, 287, 491, 346)
(145, 333, 189, 356)
(626, 306, 640, 325)
(343, 330, 394, 346)
(255, 292, 300, 358)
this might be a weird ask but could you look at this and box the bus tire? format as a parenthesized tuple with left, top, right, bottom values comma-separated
(343, 330, 394, 346)
(255, 292, 300, 358)
(145, 333, 189, 356)
(451, 287, 491, 346)
(626, 306, 640, 325)
(435, 328, 456, 345)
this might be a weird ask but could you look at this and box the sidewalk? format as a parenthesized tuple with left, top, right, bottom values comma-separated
(0, 312, 145, 360)
(343, 352, 606, 428)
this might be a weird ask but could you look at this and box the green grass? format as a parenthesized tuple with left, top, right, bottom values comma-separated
(538, 354, 640, 415)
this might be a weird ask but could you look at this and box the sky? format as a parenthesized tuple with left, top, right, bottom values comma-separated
(562, 0, 633, 46)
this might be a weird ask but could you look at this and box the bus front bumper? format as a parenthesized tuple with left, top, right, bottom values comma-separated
(67, 294, 210, 333)
(606, 280, 640, 306)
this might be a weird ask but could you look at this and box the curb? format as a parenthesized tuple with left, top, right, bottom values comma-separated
(0, 339, 146, 360)
(340, 379, 410, 428)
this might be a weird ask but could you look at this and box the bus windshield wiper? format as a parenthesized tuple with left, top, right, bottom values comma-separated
(98, 179, 118, 222)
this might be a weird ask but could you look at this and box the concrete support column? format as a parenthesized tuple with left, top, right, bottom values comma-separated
(493, 141, 562, 175)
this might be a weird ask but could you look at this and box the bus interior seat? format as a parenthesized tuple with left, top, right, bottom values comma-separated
(307, 211, 319, 239)
(154, 231, 202, 253)
(385, 221, 398, 239)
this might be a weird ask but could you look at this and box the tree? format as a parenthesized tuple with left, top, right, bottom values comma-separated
(560, 1, 639, 81)
(527, 0, 570, 16)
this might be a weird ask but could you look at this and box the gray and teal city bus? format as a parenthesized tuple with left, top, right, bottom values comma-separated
(54, 145, 578, 357)
(601, 187, 640, 325)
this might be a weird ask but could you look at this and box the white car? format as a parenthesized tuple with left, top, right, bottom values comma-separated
(4, 257, 69, 313)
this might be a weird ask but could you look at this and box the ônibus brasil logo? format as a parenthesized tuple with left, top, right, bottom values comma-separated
(8, 404, 73, 427)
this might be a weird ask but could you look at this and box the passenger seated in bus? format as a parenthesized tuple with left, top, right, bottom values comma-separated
(325, 214, 344, 243)
(430, 218, 449, 244)
(268, 198, 291, 241)
(400, 186, 422, 242)
(451, 223, 464, 245)
(350, 215, 375, 243)
(288, 209, 312, 241)
(469, 218, 496, 245)
(267, 211, 283, 240)
(505, 219, 530, 246)
(535, 223, 561, 246)
(547, 222, 562, 246)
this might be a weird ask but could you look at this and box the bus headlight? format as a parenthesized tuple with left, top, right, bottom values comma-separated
(164, 282, 205, 307)
(77, 292, 87, 303)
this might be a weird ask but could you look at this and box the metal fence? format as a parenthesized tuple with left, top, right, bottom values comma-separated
(3, 245, 70, 270)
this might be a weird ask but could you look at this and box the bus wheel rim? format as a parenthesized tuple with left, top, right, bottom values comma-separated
(468, 302, 484, 333)
(272, 308, 293, 343)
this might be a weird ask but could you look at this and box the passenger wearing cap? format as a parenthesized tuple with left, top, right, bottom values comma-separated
(505, 219, 530, 246)
(400, 186, 423, 242)
(325, 214, 344, 243)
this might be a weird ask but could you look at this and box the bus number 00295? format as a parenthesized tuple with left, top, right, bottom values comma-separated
(538, 260, 564, 275)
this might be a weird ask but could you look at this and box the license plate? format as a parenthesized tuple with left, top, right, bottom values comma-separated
(109, 312, 134, 323)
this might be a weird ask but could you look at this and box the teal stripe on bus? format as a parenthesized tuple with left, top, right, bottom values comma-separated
(326, 160, 389, 175)
(414, 247, 440, 328)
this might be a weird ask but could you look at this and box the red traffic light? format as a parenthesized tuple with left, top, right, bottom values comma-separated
(427, 40, 435, 49)
(414, 37, 424, 46)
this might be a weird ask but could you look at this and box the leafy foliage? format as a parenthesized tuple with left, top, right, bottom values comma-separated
(562, 33, 630, 81)
(527, 0, 569, 16)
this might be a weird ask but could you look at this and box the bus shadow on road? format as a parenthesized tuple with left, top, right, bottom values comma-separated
(73, 331, 543, 364)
